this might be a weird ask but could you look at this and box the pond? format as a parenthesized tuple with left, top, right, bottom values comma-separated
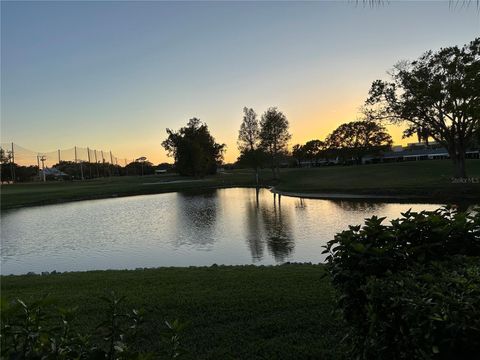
(1, 188, 450, 275)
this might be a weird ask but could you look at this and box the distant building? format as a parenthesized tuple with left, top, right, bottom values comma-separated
(40, 167, 70, 180)
(367, 142, 479, 163)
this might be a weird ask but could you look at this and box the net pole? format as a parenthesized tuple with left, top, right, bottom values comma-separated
(10, 142, 15, 182)
(37, 155, 41, 180)
(95, 150, 99, 178)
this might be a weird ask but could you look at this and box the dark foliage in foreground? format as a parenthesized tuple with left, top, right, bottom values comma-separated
(324, 207, 480, 359)
(0, 292, 184, 359)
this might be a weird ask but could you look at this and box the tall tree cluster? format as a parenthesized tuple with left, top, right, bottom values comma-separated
(325, 121, 392, 164)
(365, 37, 479, 177)
(237, 107, 291, 181)
(292, 121, 392, 165)
(162, 118, 225, 177)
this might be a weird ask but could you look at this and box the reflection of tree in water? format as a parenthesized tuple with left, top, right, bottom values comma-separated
(244, 189, 265, 262)
(295, 198, 307, 209)
(260, 194, 294, 263)
(174, 191, 218, 248)
(331, 200, 386, 212)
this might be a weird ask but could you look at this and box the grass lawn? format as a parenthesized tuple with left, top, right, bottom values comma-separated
(275, 160, 480, 201)
(0, 170, 263, 210)
(0, 264, 344, 360)
(1, 160, 479, 210)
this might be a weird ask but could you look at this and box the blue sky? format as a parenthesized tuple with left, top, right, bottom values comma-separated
(2, 1, 479, 163)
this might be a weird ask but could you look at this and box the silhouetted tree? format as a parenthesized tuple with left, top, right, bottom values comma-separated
(54, 161, 119, 179)
(13, 165, 39, 182)
(292, 144, 306, 166)
(365, 38, 480, 177)
(304, 139, 325, 165)
(238, 107, 259, 152)
(237, 107, 266, 185)
(162, 118, 225, 177)
(125, 160, 155, 176)
(326, 120, 392, 164)
(0, 147, 13, 182)
(259, 107, 291, 179)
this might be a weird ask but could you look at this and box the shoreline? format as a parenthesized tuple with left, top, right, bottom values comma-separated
(269, 188, 413, 201)
(2, 184, 477, 211)
(0, 261, 320, 277)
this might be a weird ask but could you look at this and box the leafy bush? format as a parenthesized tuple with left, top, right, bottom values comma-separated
(0, 292, 184, 359)
(323, 207, 480, 359)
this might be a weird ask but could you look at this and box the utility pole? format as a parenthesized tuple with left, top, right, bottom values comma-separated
(74, 146, 78, 163)
(80, 161, 84, 180)
(87, 148, 92, 178)
(37, 155, 41, 181)
(58, 149, 61, 164)
(101, 151, 106, 177)
(95, 150, 99, 178)
(11, 142, 15, 182)
(40, 155, 46, 182)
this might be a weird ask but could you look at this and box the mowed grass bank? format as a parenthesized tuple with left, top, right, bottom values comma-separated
(1, 160, 479, 210)
(1, 264, 344, 359)
(0, 170, 263, 210)
(275, 160, 480, 201)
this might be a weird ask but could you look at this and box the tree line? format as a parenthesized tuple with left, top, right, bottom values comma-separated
(292, 120, 392, 167)
(2, 38, 478, 182)
(162, 37, 479, 179)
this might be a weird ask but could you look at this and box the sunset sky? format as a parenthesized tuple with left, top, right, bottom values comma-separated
(1, 1, 479, 164)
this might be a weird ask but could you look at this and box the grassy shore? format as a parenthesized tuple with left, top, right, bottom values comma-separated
(275, 160, 480, 201)
(1, 160, 479, 210)
(0, 264, 344, 359)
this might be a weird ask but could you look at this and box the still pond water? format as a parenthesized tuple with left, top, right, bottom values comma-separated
(1, 188, 447, 275)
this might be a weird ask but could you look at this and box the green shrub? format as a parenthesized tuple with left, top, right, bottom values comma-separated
(323, 207, 480, 359)
(364, 258, 480, 359)
(0, 292, 184, 359)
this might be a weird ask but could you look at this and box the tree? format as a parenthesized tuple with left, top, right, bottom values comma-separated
(365, 38, 480, 177)
(237, 107, 265, 185)
(125, 160, 155, 176)
(0, 147, 13, 182)
(238, 107, 259, 153)
(325, 120, 392, 164)
(259, 107, 291, 179)
(162, 118, 225, 177)
(303, 140, 325, 165)
(292, 144, 306, 166)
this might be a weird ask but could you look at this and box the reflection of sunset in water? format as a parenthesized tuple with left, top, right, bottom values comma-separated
(1, 188, 456, 275)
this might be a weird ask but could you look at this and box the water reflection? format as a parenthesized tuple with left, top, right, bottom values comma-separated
(245, 190, 265, 261)
(0, 188, 459, 275)
(173, 191, 219, 249)
(260, 193, 294, 262)
(332, 201, 386, 212)
(295, 198, 307, 209)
